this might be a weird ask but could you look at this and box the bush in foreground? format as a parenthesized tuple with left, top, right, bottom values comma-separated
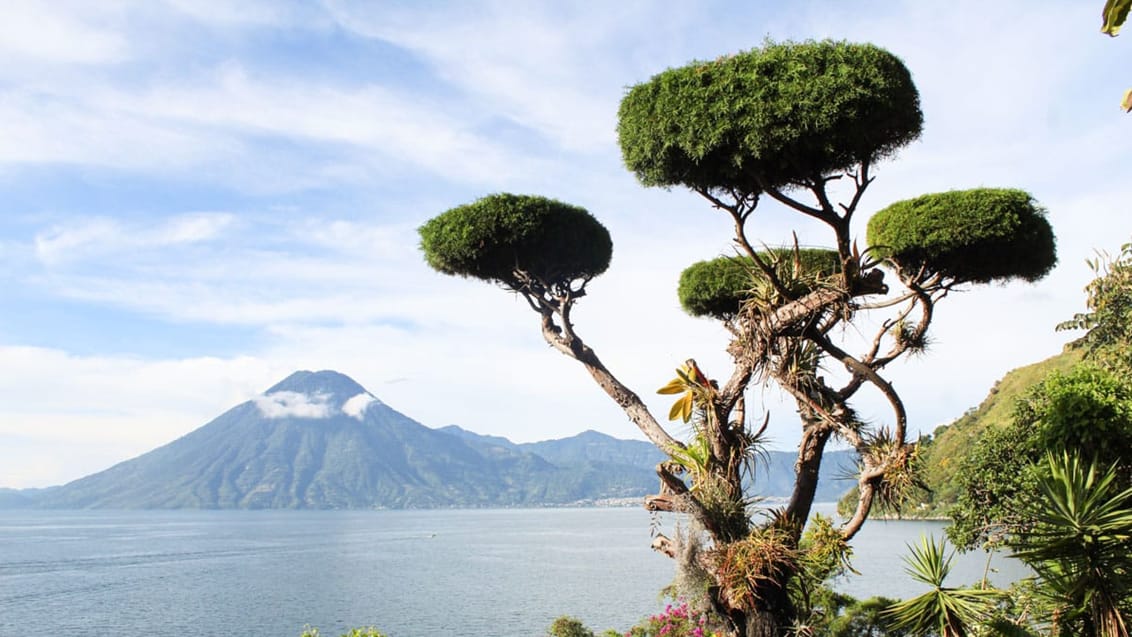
(299, 627, 387, 637)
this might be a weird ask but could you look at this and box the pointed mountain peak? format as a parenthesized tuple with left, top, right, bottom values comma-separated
(257, 370, 381, 421)
(267, 370, 367, 397)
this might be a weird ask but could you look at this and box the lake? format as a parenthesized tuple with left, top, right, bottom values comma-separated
(0, 507, 1027, 637)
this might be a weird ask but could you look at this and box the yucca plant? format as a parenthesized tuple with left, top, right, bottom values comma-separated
(1011, 453, 1132, 637)
(883, 535, 1003, 637)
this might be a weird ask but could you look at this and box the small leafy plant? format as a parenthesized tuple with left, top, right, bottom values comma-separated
(624, 601, 723, 637)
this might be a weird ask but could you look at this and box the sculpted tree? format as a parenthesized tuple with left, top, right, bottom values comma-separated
(420, 41, 1057, 637)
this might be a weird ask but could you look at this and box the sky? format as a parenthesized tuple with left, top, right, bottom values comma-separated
(1, 0, 1129, 489)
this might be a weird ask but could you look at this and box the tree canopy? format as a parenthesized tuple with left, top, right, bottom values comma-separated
(418, 193, 611, 291)
(677, 249, 841, 320)
(867, 188, 1057, 284)
(617, 40, 923, 194)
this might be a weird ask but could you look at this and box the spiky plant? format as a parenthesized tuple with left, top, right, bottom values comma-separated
(1011, 453, 1132, 637)
(883, 535, 1003, 637)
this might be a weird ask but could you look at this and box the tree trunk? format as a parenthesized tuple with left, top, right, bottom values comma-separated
(743, 610, 781, 637)
(722, 580, 794, 637)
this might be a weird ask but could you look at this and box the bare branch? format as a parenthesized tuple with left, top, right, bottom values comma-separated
(810, 331, 908, 443)
(839, 161, 873, 225)
(523, 290, 684, 454)
(761, 184, 832, 223)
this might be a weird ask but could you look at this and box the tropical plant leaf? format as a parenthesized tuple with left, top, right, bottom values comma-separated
(884, 535, 1004, 636)
(1103, 0, 1132, 36)
(1009, 453, 1132, 636)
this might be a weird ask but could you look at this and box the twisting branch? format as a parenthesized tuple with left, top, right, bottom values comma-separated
(761, 183, 833, 224)
(808, 330, 908, 443)
(512, 272, 685, 455)
(694, 185, 793, 300)
(839, 161, 873, 225)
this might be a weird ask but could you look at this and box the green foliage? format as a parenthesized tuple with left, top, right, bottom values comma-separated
(882, 535, 1004, 637)
(1058, 241, 1132, 373)
(617, 40, 922, 193)
(547, 615, 595, 637)
(866, 188, 1056, 284)
(677, 249, 840, 320)
(788, 514, 862, 633)
(419, 193, 612, 290)
(299, 627, 387, 637)
(1017, 365, 1132, 466)
(948, 364, 1132, 549)
(623, 601, 722, 637)
(1011, 453, 1132, 637)
(947, 423, 1045, 549)
(826, 597, 911, 637)
(917, 350, 1082, 515)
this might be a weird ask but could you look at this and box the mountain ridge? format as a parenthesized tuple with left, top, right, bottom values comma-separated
(10, 370, 857, 509)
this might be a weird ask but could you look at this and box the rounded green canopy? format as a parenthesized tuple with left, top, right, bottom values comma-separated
(618, 40, 923, 194)
(678, 249, 841, 319)
(419, 193, 612, 290)
(866, 188, 1056, 284)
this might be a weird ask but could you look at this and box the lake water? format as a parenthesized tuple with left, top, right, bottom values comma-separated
(0, 507, 1028, 637)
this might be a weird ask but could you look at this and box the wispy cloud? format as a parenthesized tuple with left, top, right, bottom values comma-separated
(34, 213, 235, 265)
(0, 1, 128, 65)
(324, 1, 664, 154)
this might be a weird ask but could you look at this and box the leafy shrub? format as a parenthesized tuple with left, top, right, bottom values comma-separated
(299, 627, 387, 637)
(547, 615, 595, 637)
(826, 596, 910, 637)
(624, 601, 723, 637)
(949, 364, 1132, 548)
(867, 187, 1056, 284)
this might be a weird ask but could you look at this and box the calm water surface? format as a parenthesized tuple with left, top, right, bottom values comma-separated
(0, 507, 1027, 637)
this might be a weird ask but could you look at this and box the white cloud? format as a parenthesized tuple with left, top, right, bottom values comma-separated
(0, 1, 128, 65)
(342, 392, 377, 420)
(324, 1, 649, 154)
(253, 391, 333, 419)
(0, 346, 285, 487)
(0, 61, 533, 189)
(162, 0, 315, 28)
(33, 213, 235, 265)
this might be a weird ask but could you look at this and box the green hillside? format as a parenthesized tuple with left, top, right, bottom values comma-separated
(839, 346, 1082, 518)
(917, 347, 1082, 510)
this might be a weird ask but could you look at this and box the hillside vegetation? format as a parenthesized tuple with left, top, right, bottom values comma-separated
(840, 346, 1082, 518)
(917, 347, 1082, 512)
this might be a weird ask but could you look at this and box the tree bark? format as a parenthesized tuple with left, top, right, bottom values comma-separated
(786, 424, 833, 530)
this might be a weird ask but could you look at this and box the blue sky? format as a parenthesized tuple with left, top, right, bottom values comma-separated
(1, 0, 1129, 488)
